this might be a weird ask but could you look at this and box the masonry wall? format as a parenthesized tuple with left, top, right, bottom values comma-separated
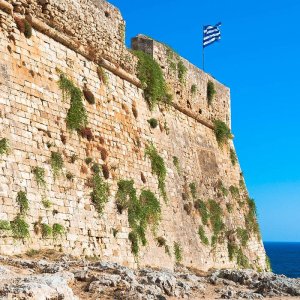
(0, 0, 267, 271)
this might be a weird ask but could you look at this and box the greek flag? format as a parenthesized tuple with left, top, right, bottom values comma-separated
(203, 22, 222, 48)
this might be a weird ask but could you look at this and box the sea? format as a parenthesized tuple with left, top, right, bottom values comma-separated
(264, 242, 300, 278)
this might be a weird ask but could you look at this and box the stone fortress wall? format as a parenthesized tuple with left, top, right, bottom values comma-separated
(0, 0, 268, 271)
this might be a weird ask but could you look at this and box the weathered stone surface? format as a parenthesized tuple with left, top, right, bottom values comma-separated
(0, 0, 267, 273)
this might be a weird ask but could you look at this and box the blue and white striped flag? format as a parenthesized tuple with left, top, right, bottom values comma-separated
(203, 22, 222, 48)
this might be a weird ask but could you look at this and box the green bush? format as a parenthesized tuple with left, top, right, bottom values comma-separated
(50, 152, 64, 179)
(41, 223, 52, 238)
(16, 191, 29, 215)
(0, 138, 9, 155)
(174, 242, 182, 263)
(208, 199, 224, 246)
(42, 197, 52, 208)
(133, 50, 171, 110)
(145, 143, 167, 202)
(85, 157, 93, 165)
(195, 200, 209, 225)
(11, 215, 29, 239)
(52, 223, 65, 238)
(230, 148, 237, 165)
(213, 120, 233, 146)
(0, 220, 11, 231)
(33, 167, 46, 188)
(226, 203, 233, 213)
(245, 197, 260, 237)
(116, 181, 161, 256)
(58, 73, 87, 131)
(198, 226, 209, 245)
(207, 81, 216, 105)
(147, 118, 158, 129)
(90, 172, 109, 214)
(177, 60, 187, 83)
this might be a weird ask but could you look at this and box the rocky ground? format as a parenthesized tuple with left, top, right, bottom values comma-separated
(0, 251, 299, 299)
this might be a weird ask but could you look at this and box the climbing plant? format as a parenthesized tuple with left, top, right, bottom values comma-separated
(132, 50, 171, 110)
(50, 152, 64, 179)
(90, 171, 109, 214)
(33, 167, 46, 188)
(116, 180, 161, 256)
(198, 225, 209, 245)
(145, 143, 167, 202)
(195, 199, 209, 226)
(11, 215, 29, 239)
(208, 199, 224, 246)
(58, 73, 87, 131)
(16, 191, 29, 215)
(213, 120, 233, 146)
(0, 138, 9, 155)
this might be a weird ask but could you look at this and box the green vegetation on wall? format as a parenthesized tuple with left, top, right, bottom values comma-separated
(198, 225, 209, 245)
(33, 167, 46, 188)
(90, 172, 109, 214)
(11, 215, 29, 239)
(213, 120, 233, 146)
(97, 66, 108, 85)
(133, 50, 171, 110)
(207, 80, 216, 105)
(0, 138, 9, 155)
(50, 152, 64, 179)
(189, 182, 197, 199)
(191, 84, 197, 95)
(145, 143, 167, 202)
(208, 199, 224, 246)
(245, 197, 260, 237)
(52, 223, 65, 239)
(116, 180, 161, 256)
(0, 220, 11, 231)
(230, 148, 237, 166)
(147, 118, 158, 129)
(172, 156, 181, 174)
(58, 73, 88, 131)
(16, 191, 29, 215)
(195, 200, 209, 225)
(177, 60, 187, 83)
(174, 241, 183, 263)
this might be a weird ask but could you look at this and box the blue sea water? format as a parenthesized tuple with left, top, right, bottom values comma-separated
(264, 242, 300, 278)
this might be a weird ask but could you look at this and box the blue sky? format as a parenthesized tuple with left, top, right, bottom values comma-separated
(109, 0, 300, 242)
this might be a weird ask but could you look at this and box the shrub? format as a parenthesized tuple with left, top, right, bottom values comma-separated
(145, 143, 167, 202)
(245, 197, 260, 236)
(97, 66, 108, 85)
(33, 167, 46, 188)
(219, 182, 229, 197)
(11, 215, 29, 239)
(41, 223, 52, 238)
(173, 156, 180, 174)
(116, 180, 137, 213)
(207, 81, 216, 105)
(90, 172, 109, 214)
(236, 248, 250, 268)
(230, 148, 237, 165)
(189, 182, 197, 199)
(116, 180, 161, 255)
(0, 138, 9, 155)
(83, 88, 95, 104)
(50, 152, 64, 179)
(198, 226, 209, 245)
(147, 118, 158, 129)
(213, 120, 233, 146)
(58, 73, 87, 131)
(52, 223, 65, 239)
(208, 199, 224, 246)
(195, 200, 209, 225)
(132, 50, 171, 110)
(191, 84, 197, 95)
(174, 242, 182, 263)
(0, 220, 11, 231)
(91, 163, 100, 174)
(16, 191, 29, 215)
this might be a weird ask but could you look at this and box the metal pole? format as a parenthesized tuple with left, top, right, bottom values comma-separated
(202, 46, 205, 71)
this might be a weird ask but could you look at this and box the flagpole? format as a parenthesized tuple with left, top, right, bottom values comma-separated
(202, 26, 205, 71)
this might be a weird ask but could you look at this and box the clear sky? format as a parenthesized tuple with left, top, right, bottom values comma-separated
(109, 0, 300, 242)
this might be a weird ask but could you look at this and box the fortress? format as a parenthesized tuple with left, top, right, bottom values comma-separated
(0, 0, 268, 271)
